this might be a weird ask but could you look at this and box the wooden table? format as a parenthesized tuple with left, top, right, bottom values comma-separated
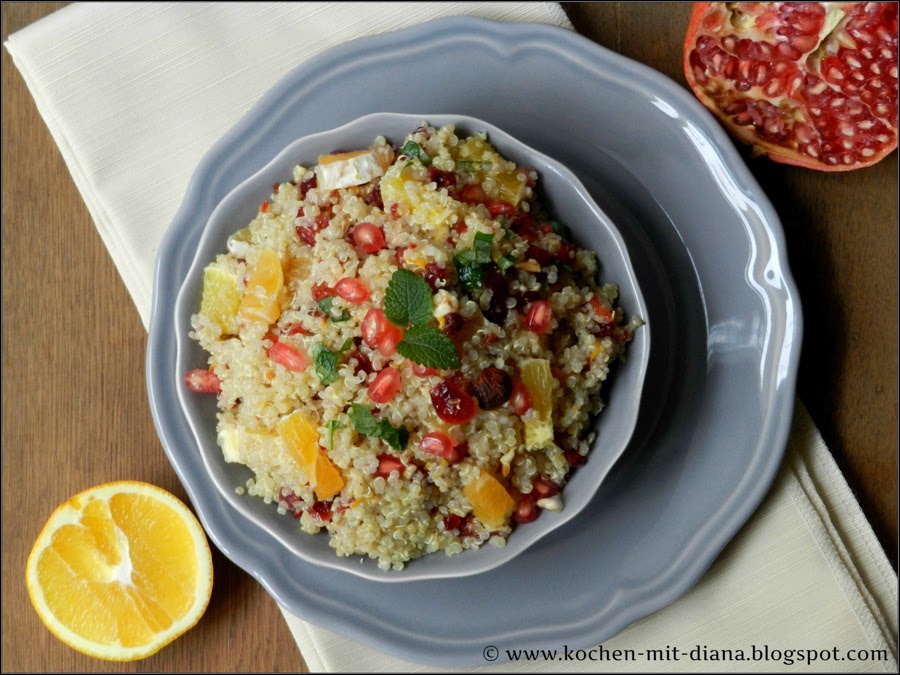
(2, 3, 896, 672)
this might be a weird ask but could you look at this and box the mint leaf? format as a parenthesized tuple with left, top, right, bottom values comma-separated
(377, 423, 409, 451)
(349, 403, 379, 435)
(454, 255, 484, 291)
(497, 252, 518, 272)
(397, 324, 460, 369)
(399, 141, 431, 166)
(314, 343, 339, 386)
(384, 269, 433, 327)
(349, 404, 409, 450)
(473, 232, 494, 263)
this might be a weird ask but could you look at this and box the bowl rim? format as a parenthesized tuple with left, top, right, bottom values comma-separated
(172, 111, 650, 582)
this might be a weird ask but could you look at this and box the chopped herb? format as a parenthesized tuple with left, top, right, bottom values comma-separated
(313, 343, 340, 385)
(453, 232, 495, 291)
(384, 269, 433, 327)
(348, 403, 409, 450)
(398, 141, 431, 166)
(497, 252, 518, 272)
(339, 338, 354, 352)
(326, 419, 345, 451)
(317, 296, 350, 322)
(455, 160, 492, 173)
(397, 325, 461, 370)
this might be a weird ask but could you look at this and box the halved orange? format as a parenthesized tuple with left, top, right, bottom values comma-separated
(25, 481, 213, 661)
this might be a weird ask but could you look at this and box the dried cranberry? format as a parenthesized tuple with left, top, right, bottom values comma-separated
(481, 265, 510, 325)
(348, 350, 374, 376)
(424, 261, 447, 291)
(486, 201, 515, 217)
(427, 165, 457, 188)
(470, 367, 512, 410)
(441, 312, 465, 337)
(296, 225, 317, 246)
(430, 377, 478, 425)
(595, 322, 615, 339)
(366, 180, 384, 210)
(297, 175, 317, 199)
(565, 450, 587, 467)
(443, 513, 463, 531)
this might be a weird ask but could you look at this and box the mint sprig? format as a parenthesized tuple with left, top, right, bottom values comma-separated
(313, 343, 340, 386)
(384, 269, 432, 327)
(396, 325, 460, 370)
(398, 141, 431, 166)
(348, 403, 409, 450)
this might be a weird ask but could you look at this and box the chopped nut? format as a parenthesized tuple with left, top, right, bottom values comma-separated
(536, 495, 563, 512)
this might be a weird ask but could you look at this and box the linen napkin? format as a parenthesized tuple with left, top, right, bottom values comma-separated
(7, 3, 897, 672)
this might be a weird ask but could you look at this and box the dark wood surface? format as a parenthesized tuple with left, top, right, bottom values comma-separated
(2, 3, 896, 672)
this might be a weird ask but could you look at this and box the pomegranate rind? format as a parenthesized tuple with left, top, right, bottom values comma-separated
(683, 1, 898, 172)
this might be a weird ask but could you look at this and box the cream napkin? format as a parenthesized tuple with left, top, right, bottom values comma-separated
(7, 3, 897, 673)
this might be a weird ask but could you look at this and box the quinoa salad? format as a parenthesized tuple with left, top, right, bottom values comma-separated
(186, 123, 641, 571)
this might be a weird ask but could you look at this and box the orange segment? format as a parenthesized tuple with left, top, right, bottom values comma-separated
(237, 248, 283, 325)
(277, 410, 344, 500)
(520, 358, 554, 449)
(464, 469, 515, 530)
(314, 449, 344, 500)
(25, 481, 213, 661)
(200, 265, 241, 333)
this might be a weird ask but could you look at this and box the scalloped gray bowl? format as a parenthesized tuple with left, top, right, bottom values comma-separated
(173, 113, 649, 582)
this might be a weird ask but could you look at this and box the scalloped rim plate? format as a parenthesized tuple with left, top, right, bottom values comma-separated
(147, 17, 801, 666)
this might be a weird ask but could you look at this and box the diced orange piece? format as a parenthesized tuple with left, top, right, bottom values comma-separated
(277, 411, 344, 500)
(464, 469, 515, 530)
(314, 450, 344, 500)
(238, 248, 283, 325)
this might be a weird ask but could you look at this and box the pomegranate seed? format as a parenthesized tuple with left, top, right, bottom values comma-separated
(267, 341, 309, 373)
(589, 297, 615, 323)
(423, 261, 447, 291)
(368, 367, 402, 404)
(524, 300, 553, 334)
(443, 514, 463, 531)
(411, 362, 436, 378)
(309, 500, 333, 522)
(395, 243, 416, 265)
(361, 308, 389, 347)
(458, 184, 487, 204)
(284, 323, 311, 336)
(377, 323, 405, 357)
(486, 201, 515, 217)
(509, 380, 533, 416)
(351, 222, 386, 254)
(419, 432, 466, 464)
(514, 493, 539, 524)
(260, 200, 269, 213)
(334, 277, 370, 305)
(311, 283, 334, 302)
(390, 203, 402, 219)
(430, 377, 478, 425)
(532, 478, 560, 499)
(376, 454, 405, 477)
(184, 369, 221, 394)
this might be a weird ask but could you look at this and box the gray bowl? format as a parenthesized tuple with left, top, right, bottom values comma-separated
(173, 113, 650, 582)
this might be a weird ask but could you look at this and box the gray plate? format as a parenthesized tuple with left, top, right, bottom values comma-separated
(172, 112, 651, 583)
(147, 17, 802, 667)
